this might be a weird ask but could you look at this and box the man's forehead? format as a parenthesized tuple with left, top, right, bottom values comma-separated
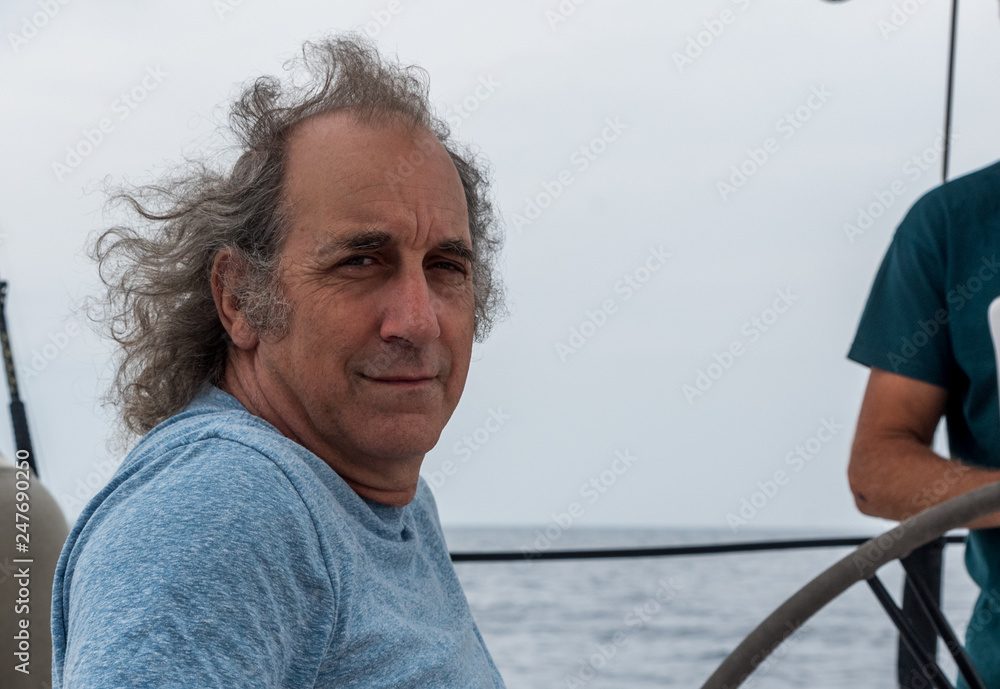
(281, 110, 471, 251)
(286, 109, 441, 170)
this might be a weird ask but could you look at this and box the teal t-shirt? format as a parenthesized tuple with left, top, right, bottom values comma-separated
(848, 160, 1000, 686)
(51, 385, 506, 688)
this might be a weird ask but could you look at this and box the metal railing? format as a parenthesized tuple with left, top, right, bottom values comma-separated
(451, 532, 970, 688)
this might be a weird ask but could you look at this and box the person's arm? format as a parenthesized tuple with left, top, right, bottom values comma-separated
(848, 366, 1000, 529)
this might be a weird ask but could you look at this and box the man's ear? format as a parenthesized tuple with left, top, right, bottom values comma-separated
(211, 249, 259, 350)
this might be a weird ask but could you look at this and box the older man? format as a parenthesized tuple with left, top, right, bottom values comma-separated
(848, 159, 1000, 688)
(51, 36, 506, 688)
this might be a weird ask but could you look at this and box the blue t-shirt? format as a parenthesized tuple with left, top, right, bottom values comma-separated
(51, 385, 506, 689)
(848, 160, 1000, 687)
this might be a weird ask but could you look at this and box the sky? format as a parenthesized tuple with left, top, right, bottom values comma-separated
(2, 0, 1000, 534)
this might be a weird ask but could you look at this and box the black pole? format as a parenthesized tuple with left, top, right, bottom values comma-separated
(0, 281, 38, 476)
(897, 539, 946, 689)
(896, 6, 962, 686)
(942, 0, 959, 182)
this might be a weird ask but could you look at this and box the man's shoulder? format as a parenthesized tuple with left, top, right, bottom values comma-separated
(128, 384, 282, 457)
(52, 391, 340, 689)
(885, 159, 1000, 258)
(907, 159, 1000, 226)
(77, 437, 312, 558)
(941, 158, 1000, 194)
(60, 396, 335, 597)
(122, 385, 308, 484)
(81, 386, 325, 538)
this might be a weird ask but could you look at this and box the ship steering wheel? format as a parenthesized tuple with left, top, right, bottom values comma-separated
(700, 481, 1000, 689)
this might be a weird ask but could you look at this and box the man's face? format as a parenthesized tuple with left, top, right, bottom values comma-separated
(255, 112, 475, 476)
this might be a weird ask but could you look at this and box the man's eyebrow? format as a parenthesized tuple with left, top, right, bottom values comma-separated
(316, 230, 393, 258)
(316, 230, 475, 264)
(437, 238, 475, 264)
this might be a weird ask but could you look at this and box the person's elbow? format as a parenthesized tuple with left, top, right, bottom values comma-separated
(847, 438, 891, 518)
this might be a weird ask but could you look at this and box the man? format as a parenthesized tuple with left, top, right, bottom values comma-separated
(51, 35, 507, 688)
(848, 159, 1000, 686)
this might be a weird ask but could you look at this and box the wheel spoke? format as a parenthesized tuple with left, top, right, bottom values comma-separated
(866, 575, 953, 689)
(900, 558, 987, 689)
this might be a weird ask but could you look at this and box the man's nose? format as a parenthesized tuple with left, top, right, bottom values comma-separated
(379, 266, 441, 346)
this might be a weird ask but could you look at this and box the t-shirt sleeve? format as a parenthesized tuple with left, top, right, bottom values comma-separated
(57, 440, 336, 689)
(848, 191, 954, 388)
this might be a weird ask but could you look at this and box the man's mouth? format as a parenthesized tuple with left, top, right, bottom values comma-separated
(361, 374, 436, 387)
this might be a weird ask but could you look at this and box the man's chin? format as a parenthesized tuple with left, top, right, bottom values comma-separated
(349, 418, 445, 462)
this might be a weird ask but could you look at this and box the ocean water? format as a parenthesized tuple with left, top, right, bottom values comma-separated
(444, 527, 982, 689)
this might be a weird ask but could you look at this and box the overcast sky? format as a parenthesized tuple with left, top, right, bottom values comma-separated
(2, 0, 1000, 534)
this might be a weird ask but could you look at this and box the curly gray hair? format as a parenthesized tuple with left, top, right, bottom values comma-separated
(92, 34, 505, 438)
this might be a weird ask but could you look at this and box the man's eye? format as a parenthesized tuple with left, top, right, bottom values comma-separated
(431, 261, 466, 274)
(340, 255, 376, 267)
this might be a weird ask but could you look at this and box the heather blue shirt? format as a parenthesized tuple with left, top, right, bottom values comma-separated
(51, 385, 505, 688)
(848, 160, 1000, 687)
